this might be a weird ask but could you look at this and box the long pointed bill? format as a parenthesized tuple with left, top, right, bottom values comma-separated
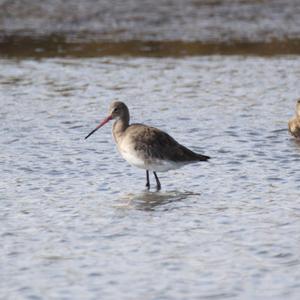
(85, 115, 112, 139)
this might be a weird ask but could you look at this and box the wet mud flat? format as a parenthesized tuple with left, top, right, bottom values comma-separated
(1, 35, 300, 58)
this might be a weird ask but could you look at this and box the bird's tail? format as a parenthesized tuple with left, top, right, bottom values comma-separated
(182, 145, 210, 161)
(196, 153, 210, 161)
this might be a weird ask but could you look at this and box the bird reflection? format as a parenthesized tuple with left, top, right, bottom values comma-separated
(116, 190, 200, 211)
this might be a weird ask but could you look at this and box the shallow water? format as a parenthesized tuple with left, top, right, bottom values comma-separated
(1, 56, 300, 299)
(1, 0, 300, 42)
(2, 0, 300, 58)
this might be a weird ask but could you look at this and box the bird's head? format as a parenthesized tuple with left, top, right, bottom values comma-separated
(85, 101, 129, 139)
(109, 101, 129, 121)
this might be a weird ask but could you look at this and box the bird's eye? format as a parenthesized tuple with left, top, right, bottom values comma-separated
(113, 108, 119, 113)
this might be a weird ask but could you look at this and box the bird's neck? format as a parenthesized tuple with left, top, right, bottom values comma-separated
(296, 105, 300, 117)
(112, 116, 129, 143)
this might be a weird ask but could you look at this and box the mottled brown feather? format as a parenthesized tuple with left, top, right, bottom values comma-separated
(288, 100, 300, 138)
(288, 117, 300, 138)
(126, 124, 210, 162)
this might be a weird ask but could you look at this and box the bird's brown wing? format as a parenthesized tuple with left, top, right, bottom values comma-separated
(289, 118, 300, 138)
(128, 124, 210, 162)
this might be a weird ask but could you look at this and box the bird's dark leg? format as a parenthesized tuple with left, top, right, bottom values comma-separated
(146, 170, 150, 189)
(153, 172, 161, 190)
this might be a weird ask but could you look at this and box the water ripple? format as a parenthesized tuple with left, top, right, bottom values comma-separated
(1, 57, 300, 300)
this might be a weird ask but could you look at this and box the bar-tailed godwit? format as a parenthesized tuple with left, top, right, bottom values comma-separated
(288, 99, 300, 138)
(85, 101, 210, 190)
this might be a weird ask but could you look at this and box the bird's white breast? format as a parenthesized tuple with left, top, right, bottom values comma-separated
(117, 140, 146, 170)
(118, 141, 184, 172)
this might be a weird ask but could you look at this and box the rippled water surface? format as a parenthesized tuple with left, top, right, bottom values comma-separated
(2, 0, 300, 42)
(1, 57, 300, 299)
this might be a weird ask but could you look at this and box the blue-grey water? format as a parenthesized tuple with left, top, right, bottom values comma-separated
(2, 0, 300, 42)
(1, 57, 300, 299)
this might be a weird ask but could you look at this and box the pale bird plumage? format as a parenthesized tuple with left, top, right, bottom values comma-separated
(288, 99, 300, 138)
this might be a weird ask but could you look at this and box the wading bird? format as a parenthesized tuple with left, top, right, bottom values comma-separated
(288, 99, 300, 138)
(85, 101, 210, 190)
